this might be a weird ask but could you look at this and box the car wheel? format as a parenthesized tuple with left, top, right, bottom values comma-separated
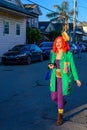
(40, 54, 43, 62)
(27, 56, 31, 65)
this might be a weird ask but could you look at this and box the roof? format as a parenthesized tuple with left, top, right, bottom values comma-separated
(39, 21, 63, 32)
(39, 21, 50, 32)
(52, 23, 63, 30)
(0, 0, 35, 17)
(24, 4, 37, 9)
(24, 4, 42, 15)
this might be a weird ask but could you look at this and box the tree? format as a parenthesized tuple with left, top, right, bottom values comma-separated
(48, 30, 61, 41)
(46, 1, 74, 32)
(26, 27, 43, 44)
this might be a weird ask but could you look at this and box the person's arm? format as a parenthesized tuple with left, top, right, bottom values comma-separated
(48, 50, 56, 69)
(76, 80, 81, 87)
(69, 52, 81, 87)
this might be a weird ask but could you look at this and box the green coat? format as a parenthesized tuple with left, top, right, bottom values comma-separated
(50, 51, 79, 96)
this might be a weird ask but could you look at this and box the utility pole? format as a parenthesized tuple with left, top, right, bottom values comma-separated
(73, 0, 77, 43)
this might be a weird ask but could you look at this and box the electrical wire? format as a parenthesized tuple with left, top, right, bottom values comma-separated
(27, 0, 56, 13)
(25, 0, 87, 25)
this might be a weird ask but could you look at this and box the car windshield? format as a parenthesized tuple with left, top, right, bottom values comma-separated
(39, 42, 53, 47)
(10, 45, 24, 51)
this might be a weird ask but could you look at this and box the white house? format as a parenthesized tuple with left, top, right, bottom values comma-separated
(0, 0, 35, 57)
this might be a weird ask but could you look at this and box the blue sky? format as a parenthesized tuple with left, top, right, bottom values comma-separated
(21, 0, 87, 23)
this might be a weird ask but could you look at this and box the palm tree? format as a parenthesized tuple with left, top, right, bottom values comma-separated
(46, 1, 74, 32)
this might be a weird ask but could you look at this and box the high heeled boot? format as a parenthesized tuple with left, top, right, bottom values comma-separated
(56, 109, 64, 126)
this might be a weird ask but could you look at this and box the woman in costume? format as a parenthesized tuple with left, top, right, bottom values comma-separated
(48, 36, 81, 125)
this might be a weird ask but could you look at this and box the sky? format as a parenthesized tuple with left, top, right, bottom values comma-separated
(21, 0, 87, 23)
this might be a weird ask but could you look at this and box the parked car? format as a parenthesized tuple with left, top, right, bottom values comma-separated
(80, 43, 87, 52)
(69, 43, 77, 54)
(39, 41, 53, 59)
(1, 44, 43, 65)
(83, 43, 87, 52)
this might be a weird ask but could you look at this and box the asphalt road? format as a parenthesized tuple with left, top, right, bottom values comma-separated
(0, 53, 87, 130)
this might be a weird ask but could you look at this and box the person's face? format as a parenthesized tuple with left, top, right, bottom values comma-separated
(56, 38, 62, 50)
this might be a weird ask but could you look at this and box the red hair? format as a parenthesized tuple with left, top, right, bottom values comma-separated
(52, 36, 70, 53)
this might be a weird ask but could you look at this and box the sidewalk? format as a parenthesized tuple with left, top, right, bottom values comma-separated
(49, 104, 87, 130)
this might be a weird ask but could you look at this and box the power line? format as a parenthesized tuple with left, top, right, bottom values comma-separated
(26, 0, 86, 25)
(27, 0, 56, 13)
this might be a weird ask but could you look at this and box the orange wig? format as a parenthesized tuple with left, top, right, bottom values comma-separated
(52, 36, 70, 53)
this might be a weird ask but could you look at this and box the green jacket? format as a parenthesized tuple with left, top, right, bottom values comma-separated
(50, 51, 79, 96)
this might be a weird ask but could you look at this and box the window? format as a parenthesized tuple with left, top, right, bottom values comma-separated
(16, 23, 20, 35)
(34, 18, 38, 28)
(3, 20, 9, 34)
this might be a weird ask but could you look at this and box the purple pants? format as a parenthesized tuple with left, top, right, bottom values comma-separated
(51, 78, 64, 109)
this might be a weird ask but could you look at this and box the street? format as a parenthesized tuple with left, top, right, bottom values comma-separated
(0, 53, 87, 130)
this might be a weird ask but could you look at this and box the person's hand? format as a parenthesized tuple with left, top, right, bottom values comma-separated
(76, 80, 81, 87)
(48, 63, 54, 69)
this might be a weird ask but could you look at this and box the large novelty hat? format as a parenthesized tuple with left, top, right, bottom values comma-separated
(62, 31, 70, 41)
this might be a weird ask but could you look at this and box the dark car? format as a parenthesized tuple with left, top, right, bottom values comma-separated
(69, 43, 77, 54)
(80, 42, 87, 52)
(1, 44, 43, 65)
(39, 41, 53, 59)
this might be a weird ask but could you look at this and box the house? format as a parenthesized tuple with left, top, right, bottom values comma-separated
(24, 4, 42, 29)
(39, 21, 63, 34)
(0, 0, 35, 57)
(78, 22, 87, 42)
(39, 21, 56, 33)
(39, 21, 84, 42)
